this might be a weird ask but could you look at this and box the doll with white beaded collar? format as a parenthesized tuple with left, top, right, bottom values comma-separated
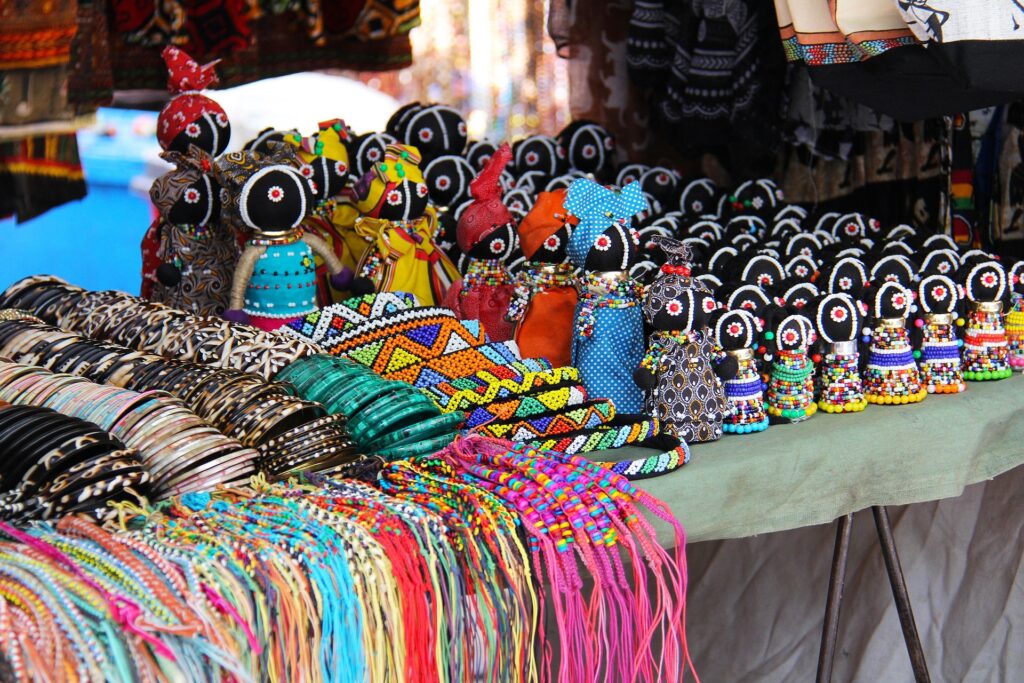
(960, 259, 1013, 380)
(712, 308, 768, 434)
(814, 293, 867, 413)
(913, 273, 966, 393)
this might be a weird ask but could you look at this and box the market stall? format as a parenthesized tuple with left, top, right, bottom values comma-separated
(2, 1, 1024, 681)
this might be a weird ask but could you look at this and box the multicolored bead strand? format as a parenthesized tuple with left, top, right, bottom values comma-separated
(1006, 293, 1024, 371)
(918, 314, 966, 394)
(962, 303, 1013, 380)
(766, 350, 817, 421)
(817, 344, 867, 413)
(722, 349, 768, 433)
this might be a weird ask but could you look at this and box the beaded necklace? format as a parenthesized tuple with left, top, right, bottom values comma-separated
(766, 350, 816, 420)
(919, 315, 966, 393)
(723, 350, 769, 432)
(1006, 293, 1024, 369)
(249, 229, 304, 247)
(962, 304, 1012, 380)
(575, 272, 643, 338)
(507, 262, 575, 322)
(817, 347, 867, 413)
(864, 321, 926, 404)
(462, 258, 512, 290)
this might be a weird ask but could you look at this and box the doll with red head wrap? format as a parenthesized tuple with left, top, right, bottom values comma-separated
(443, 143, 517, 341)
(507, 188, 579, 366)
(141, 47, 232, 302)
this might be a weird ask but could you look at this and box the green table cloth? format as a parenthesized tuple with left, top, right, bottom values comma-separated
(590, 377, 1024, 544)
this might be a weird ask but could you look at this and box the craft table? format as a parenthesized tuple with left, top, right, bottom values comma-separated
(592, 376, 1024, 682)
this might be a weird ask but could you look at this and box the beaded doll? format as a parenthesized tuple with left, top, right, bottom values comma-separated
(961, 260, 1013, 380)
(216, 146, 351, 330)
(1006, 261, 1024, 370)
(557, 121, 617, 183)
(333, 144, 461, 305)
(443, 144, 517, 341)
(864, 282, 927, 404)
(814, 293, 866, 413)
(914, 274, 966, 393)
(146, 147, 238, 316)
(288, 120, 355, 303)
(141, 47, 231, 301)
(509, 189, 578, 367)
(713, 308, 767, 434)
(637, 237, 731, 443)
(565, 178, 647, 412)
(764, 311, 818, 422)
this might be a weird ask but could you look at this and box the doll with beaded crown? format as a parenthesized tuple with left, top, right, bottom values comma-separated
(1006, 261, 1024, 370)
(636, 237, 733, 443)
(141, 47, 232, 302)
(960, 259, 1013, 380)
(863, 282, 927, 404)
(508, 189, 579, 367)
(814, 293, 867, 413)
(216, 145, 351, 330)
(914, 274, 966, 393)
(443, 143, 517, 341)
(333, 144, 461, 305)
(565, 178, 648, 412)
(764, 310, 818, 422)
(712, 308, 767, 433)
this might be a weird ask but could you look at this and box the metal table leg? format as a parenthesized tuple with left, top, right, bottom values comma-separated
(872, 506, 931, 683)
(816, 513, 853, 683)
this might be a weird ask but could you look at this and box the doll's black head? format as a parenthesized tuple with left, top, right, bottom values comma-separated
(166, 173, 221, 227)
(870, 255, 916, 289)
(640, 167, 679, 209)
(514, 170, 546, 196)
(386, 102, 423, 140)
(725, 215, 767, 242)
(774, 313, 814, 352)
(466, 140, 497, 171)
(238, 165, 315, 233)
(739, 254, 786, 292)
(771, 217, 802, 242)
(617, 163, 649, 188)
(962, 260, 1008, 304)
(467, 221, 517, 261)
(781, 281, 819, 311)
(424, 155, 475, 209)
(832, 212, 880, 242)
(882, 241, 915, 257)
(1009, 261, 1024, 296)
(917, 274, 958, 315)
(713, 308, 758, 351)
(785, 255, 817, 281)
(583, 222, 640, 272)
(166, 111, 230, 157)
(375, 177, 430, 222)
(404, 105, 467, 162)
(513, 135, 566, 180)
(871, 281, 912, 320)
(774, 204, 807, 225)
(557, 120, 616, 182)
(814, 293, 862, 344)
(920, 249, 959, 278)
(921, 233, 959, 253)
(886, 224, 916, 243)
(530, 224, 571, 265)
(785, 233, 822, 262)
(822, 257, 868, 300)
(708, 246, 739, 278)
(351, 132, 397, 177)
(687, 219, 723, 243)
(503, 189, 534, 219)
(244, 128, 299, 154)
(725, 283, 772, 316)
(726, 179, 781, 218)
(678, 178, 722, 219)
(644, 277, 718, 333)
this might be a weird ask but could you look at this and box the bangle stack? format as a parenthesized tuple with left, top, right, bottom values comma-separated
(0, 360, 258, 498)
(0, 276, 319, 380)
(0, 404, 147, 522)
(0, 318, 357, 479)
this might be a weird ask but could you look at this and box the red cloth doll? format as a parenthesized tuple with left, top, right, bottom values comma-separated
(443, 143, 517, 341)
(508, 189, 578, 367)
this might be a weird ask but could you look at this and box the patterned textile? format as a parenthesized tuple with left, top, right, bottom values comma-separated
(283, 292, 419, 344)
(463, 384, 588, 429)
(476, 399, 615, 441)
(423, 365, 579, 413)
(774, 0, 918, 66)
(644, 329, 727, 443)
(0, 134, 86, 222)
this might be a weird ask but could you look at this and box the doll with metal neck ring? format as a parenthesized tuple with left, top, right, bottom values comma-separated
(637, 237, 732, 443)
(508, 188, 578, 367)
(216, 145, 349, 331)
(146, 146, 238, 316)
(713, 308, 767, 433)
(334, 144, 461, 305)
(1006, 261, 1024, 370)
(565, 178, 648, 412)
(864, 281, 927, 404)
(443, 143, 517, 341)
(814, 293, 867, 413)
(961, 260, 1013, 380)
(764, 310, 818, 422)
(914, 274, 966, 393)
(286, 119, 356, 303)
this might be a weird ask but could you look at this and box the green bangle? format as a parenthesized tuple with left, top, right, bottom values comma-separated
(364, 410, 466, 451)
(375, 431, 458, 461)
(351, 400, 438, 445)
(326, 379, 396, 417)
(311, 371, 377, 405)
